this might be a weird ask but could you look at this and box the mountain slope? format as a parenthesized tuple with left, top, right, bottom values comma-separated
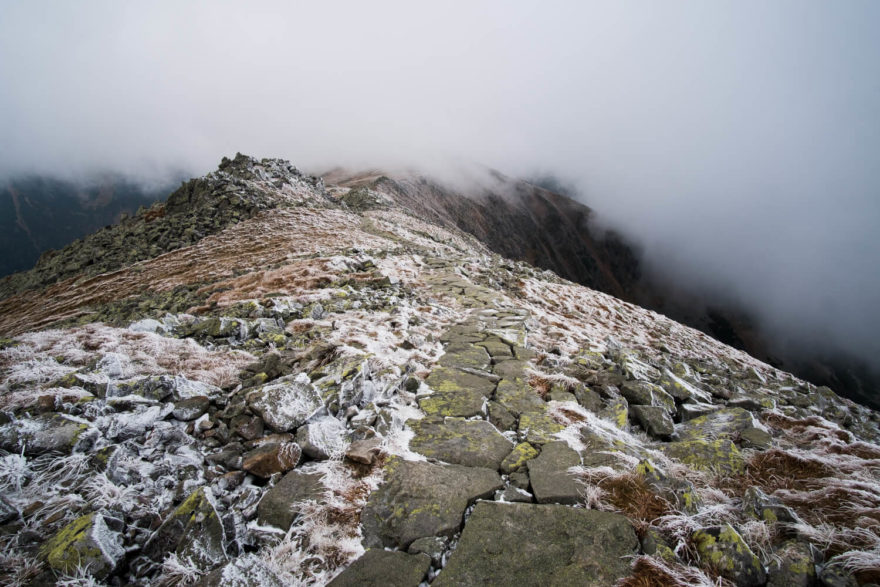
(1, 155, 878, 586)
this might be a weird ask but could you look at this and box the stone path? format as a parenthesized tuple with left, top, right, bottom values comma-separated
(335, 264, 636, 585)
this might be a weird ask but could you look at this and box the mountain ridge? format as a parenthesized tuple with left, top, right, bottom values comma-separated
(1, 154, 878, 586)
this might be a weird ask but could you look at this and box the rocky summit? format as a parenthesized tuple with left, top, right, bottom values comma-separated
(1, 154, 879, 586)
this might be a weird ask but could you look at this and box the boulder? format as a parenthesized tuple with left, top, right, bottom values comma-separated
(256, 470, 325, 530)
(495, 378, 545, 417)
(518, 410, 564, 446)
(40, 513, 124, 580)
(246, 375, 322, 432)
(143, 487, 227, 571)
(241, 442, 301, 478)
(361, 457, 502, 549)
(296, 417, 349, 460)
(691, 524, 767, 586)
(438, 343, 491, 371)
(661, 439, 745, 475)
(408, 417, 513, 469)
(767, 540, 816, 587)
(500, 442, 539, 474)
(630, 405, 674, 438)
(434, 502, 638, 586)
(677, 407, 755, 442)
(172, 396, 210, 421)
(328, 550, 431, 587)
(527, 441, 582, 505)
(743, 486, 802, 524)
(620, 380, 675, 413)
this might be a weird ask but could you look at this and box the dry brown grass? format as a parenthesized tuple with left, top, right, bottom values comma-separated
(0, 208, 396, 336)
(719, 449, 836, 496)
(528, 374, 551, 399)
(600, 473, 676, 530)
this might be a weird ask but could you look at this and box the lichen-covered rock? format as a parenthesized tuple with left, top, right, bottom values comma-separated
(767, 540, 816, 587)
(438, 343, 491, 371)
(740, 426, 773, 450)
(518, 410, 564, 445)
(247, 375, 322, 432)
(677, 407, 756, 443)
(143, 487, 227, 570)
(495, 378, 545, 416)
(434, 502, 638, 586)
(630, 404, 674, 438)
(407, 536, 447, 566)
(256, 470, 325, 530)
(620, 380, 675, 413)
(743, 486, 802, 524)
(408, 417, 513, 469)
(635, 460, 701, 514)
(40, 513, 124, 579)
(692, 524, 767, 586)
(172, 395, 210, 421)
(361, 457, 502, 549)
(600, 395, 629, 429)
(0, 413, 91, 456)
(424, 366, 496, 396)
(500, 441, 539, 474)
(661, 438, 745, 475)
(241, 442, 301, 478)
(329, 549, 430, 587)
(527, 441, 582, 505)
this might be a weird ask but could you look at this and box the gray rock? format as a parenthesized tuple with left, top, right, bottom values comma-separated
(692, 524, 767, 586)
(573, 386, 604, 413)
(630, 405, 674, 438)
(246, 376, 322, 432)
(508, 469, 531, 490)
(495, 486, 533, 503)
(438, 343, 491, 371)
(743, 486, 802, 525)
(328, 549, 431, 587)
(408, 417, 513, 469)
(40, 513, 124, 580)
(527, 441, 582, 505)
(620, 380, 675, 413)
(767, 540, 816, 587)
(492, 359, 528, 380)
(408, 536, 447, 566)
(740, 426, 773, 450)
(1, 413, 91, 456)
(434, 502, 638, 586)
(677, 407, 755, 442)
(144, 487, 227, 571)
(296, 417, 348, 460)
(818, 564, 858, 587)
(488, 400, 518, 431)
(495, 378, 545, 416)
(172, 396, 210, 421)
(256, 470, 325, 530)
(230, 415, 264, 440)
(361, 457, 502, 549)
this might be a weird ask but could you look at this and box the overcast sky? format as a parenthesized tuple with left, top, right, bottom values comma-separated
(2, 1, 879, 366)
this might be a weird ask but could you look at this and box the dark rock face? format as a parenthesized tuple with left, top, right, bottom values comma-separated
(256, 470, 325, 530)
(433, 502, 638, 586)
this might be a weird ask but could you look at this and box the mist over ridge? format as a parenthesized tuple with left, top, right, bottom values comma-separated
(2, 1, 879, 385)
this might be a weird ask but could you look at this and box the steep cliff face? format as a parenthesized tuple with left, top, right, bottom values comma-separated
(1, 155, 879, 586)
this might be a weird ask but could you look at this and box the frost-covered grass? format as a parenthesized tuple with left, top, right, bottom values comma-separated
(0, 323, 253, 407)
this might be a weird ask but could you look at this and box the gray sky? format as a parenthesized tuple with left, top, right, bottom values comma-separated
(2, 1, 879, 365)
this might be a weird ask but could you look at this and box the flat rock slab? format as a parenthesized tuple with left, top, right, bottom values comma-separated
(495, 378, 544, 416)
(425, 367, 496, 397)
(527, 441, 582, 505)
(438, 343, 491, 371)
(257, 470, 325, 530)
(361, 457, 502, 549)
(677, 407, 755, 442)
(434, 502, 638, 586)
(328, 550, 431, 587)
(409, 417, 513, 469)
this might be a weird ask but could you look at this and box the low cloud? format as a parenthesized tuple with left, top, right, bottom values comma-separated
(2, 1, 879, 368)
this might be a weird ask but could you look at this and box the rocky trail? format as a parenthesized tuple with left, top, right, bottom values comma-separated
(1, 155, 879, 586)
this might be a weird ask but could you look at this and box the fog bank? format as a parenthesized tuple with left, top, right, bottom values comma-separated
(2, 1, 879, 369)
